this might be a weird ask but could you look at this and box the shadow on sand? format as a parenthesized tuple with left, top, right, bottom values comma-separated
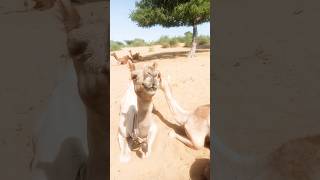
(139, 49, 210, 62)
(153, 108, 211, 149)
(152, 108, 186, 136)
(189, 158, 210, 180)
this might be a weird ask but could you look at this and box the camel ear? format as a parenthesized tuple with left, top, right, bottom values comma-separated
(128, 60, 135, 71)
(152, 62, 158, 70)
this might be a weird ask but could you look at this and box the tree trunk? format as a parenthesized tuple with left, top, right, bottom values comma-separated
(188, 24, 198, 58)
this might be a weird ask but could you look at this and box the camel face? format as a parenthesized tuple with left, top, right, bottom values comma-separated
(129, 61, 160, 98)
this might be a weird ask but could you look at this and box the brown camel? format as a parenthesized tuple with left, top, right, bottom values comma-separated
(111, 52, 131, 65)
(159, 75, 210, 150)
(159, 75, 210, 179)
(129, 50, 143, 61)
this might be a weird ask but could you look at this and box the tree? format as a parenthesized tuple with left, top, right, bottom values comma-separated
(130, 0, 210, 58)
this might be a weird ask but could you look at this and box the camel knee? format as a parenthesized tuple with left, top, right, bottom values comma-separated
(192, 140, 204, 150)
(193, 144, 203, 150)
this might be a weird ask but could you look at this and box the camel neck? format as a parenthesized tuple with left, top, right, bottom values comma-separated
(137, 96, 153, 112)
(162, 81, 189, 125)
(112, 54, 118, 60)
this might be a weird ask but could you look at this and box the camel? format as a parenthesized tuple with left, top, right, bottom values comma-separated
(159, 75, 210, 179)
(129, 50, 143, 61)
(118, 60, 160, 163)
(159, 75, 210, 150)
(111, 52, 132, 65)
(31, 0, 107, 180)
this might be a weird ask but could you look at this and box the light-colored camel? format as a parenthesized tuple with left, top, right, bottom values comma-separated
(118, 60, 160, 163)
(31, 0, 107, 180)
(159, 75, 210, 150)
(129, 50, 143, 61)
(159, 75, 210, 179)
(111, 52, 131, 65)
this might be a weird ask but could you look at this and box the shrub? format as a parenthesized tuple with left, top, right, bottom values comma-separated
(156, 36, 179, 48)
(183, 31, 193, 47)
(149, 46, 154, 52)
(197, 35, 210, 46)
(110, 40, 125, 51)
(161, 43, 170, 48)
(125, 38, 147, 47)
(169, 38, 179, 47)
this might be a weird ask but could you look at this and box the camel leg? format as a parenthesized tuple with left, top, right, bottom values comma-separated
(169, 129, 205, 149)
(118, 115, 131, 163)
(169, 129, 195, 148)
(118, 133, 131, 163)
(142, 123, 157, 158)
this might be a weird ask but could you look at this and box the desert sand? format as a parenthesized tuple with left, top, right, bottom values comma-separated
(110, 46, 210, 180)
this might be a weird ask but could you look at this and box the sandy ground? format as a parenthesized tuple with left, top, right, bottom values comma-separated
(110, 46, 210, 180)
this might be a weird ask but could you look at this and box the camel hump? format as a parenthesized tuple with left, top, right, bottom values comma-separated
(194, 104, 210, 119)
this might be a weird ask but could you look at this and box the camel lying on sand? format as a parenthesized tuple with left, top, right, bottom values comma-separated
(159, 75, 210, 149)
(159, 75, 210, 179)
(111, 50, 143, 65)
(129, 50, 143, 61)
(111, 52, 132, 65)
(118, 60, 161, 163)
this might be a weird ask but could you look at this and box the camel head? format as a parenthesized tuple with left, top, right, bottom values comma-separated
(56, 0, 108, 115)
(128, 60, 161, 100)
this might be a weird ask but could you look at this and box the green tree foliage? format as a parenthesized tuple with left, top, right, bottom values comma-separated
(130, 0, 210, 57)
(197, 35, 210, 45)
(130, 0, 210, 27)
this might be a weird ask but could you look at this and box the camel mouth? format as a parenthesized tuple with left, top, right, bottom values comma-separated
(143, 84, 158, 94)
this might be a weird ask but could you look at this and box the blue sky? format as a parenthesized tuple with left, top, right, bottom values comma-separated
(110, 0, 210, 42)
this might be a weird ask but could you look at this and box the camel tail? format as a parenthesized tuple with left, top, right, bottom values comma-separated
(55, 0, 81, 32)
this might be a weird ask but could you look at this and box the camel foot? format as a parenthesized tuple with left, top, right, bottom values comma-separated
(142, 151, 150, 159)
